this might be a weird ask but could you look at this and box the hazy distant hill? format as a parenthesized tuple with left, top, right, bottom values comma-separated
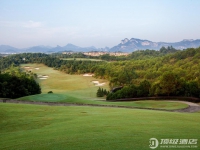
(62, 44, 98, 52)
(25, 46, 51, 53)
(0, 44, 101, 54)
(1, 38, 200, 54)
(0, 45, 20, 53)
(109, 38, 200, 52)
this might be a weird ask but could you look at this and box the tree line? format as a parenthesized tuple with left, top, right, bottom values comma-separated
(0, 66, 41, 98)
(106, 72, 200, 100)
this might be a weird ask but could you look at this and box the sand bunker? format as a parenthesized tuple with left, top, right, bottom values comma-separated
(92, 81, 99, 84)
(92, 81, 105, 86)
(83, 74, 94, 76)
(24, 66, 33, 72)
(96, 83, 105, 86)
(35, 68, 39, 70)
(38, 75, 49, 80)
(42, 75, 49, 78)
(39, 78, 47, 80)
(24, 66, 31, 69)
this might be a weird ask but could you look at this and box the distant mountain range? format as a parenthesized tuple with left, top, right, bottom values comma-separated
(1, 38, 200, 54)
(0, 44, 109, 54)
(110, 38, 200, 52)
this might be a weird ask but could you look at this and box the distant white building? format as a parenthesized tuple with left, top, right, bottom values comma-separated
(83, 51, 129, 57)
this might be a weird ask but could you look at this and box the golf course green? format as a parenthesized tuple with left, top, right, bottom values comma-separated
(0, 63, 199, 150)
(0, 103, 199, 150)
(19, 64, 188, 110)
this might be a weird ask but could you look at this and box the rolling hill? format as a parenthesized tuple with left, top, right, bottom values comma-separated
(1, 38, 200, 53)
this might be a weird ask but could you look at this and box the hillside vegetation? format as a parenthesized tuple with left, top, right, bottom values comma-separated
(1, 47, 200, 100)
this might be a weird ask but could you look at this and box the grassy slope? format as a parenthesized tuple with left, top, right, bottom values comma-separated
(19, 94, 188, 110)
(19, 64, 188, 110)
(0, 103, 199, 150)
(21, 63, 108, 95)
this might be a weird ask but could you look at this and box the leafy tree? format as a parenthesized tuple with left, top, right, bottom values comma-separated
(159, 72, 178, 96)
(149, 82, 161, 96)
(96, 87, 104, 97)
(186, 81, 200, 97)
(117, 65, 137, 86)
(0, 67, 41, 98)
(137, 80, 151, 97)
(96, 87, 109, 97)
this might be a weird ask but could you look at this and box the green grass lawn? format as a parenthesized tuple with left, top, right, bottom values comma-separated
(0, 103, 199, 150)
(61, 58, 104, 61)
(19, 93, 188, 110)
(19, 64, 188, 110)
(21, 63, 109, 95)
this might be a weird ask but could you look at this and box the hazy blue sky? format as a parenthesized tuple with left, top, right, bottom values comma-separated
(0, 0, 200, 48)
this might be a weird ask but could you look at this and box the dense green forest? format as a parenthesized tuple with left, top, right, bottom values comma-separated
(102, 49, 199, 84)
(1, 46, 200, 99)
(106, 73, 200, 100)
(0, 66, 41, 98)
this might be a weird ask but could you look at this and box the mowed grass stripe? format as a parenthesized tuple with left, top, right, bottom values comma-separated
(20, 63, 109, 94)
(0, 103, 199, 150)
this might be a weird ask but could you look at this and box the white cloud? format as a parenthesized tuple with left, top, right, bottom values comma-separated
(23, 20, 43, 28)
(0, 20, 43, 28)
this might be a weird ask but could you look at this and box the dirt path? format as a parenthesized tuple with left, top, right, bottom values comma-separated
(0, 99, 200, 113)
(167, 101, 200, 113)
